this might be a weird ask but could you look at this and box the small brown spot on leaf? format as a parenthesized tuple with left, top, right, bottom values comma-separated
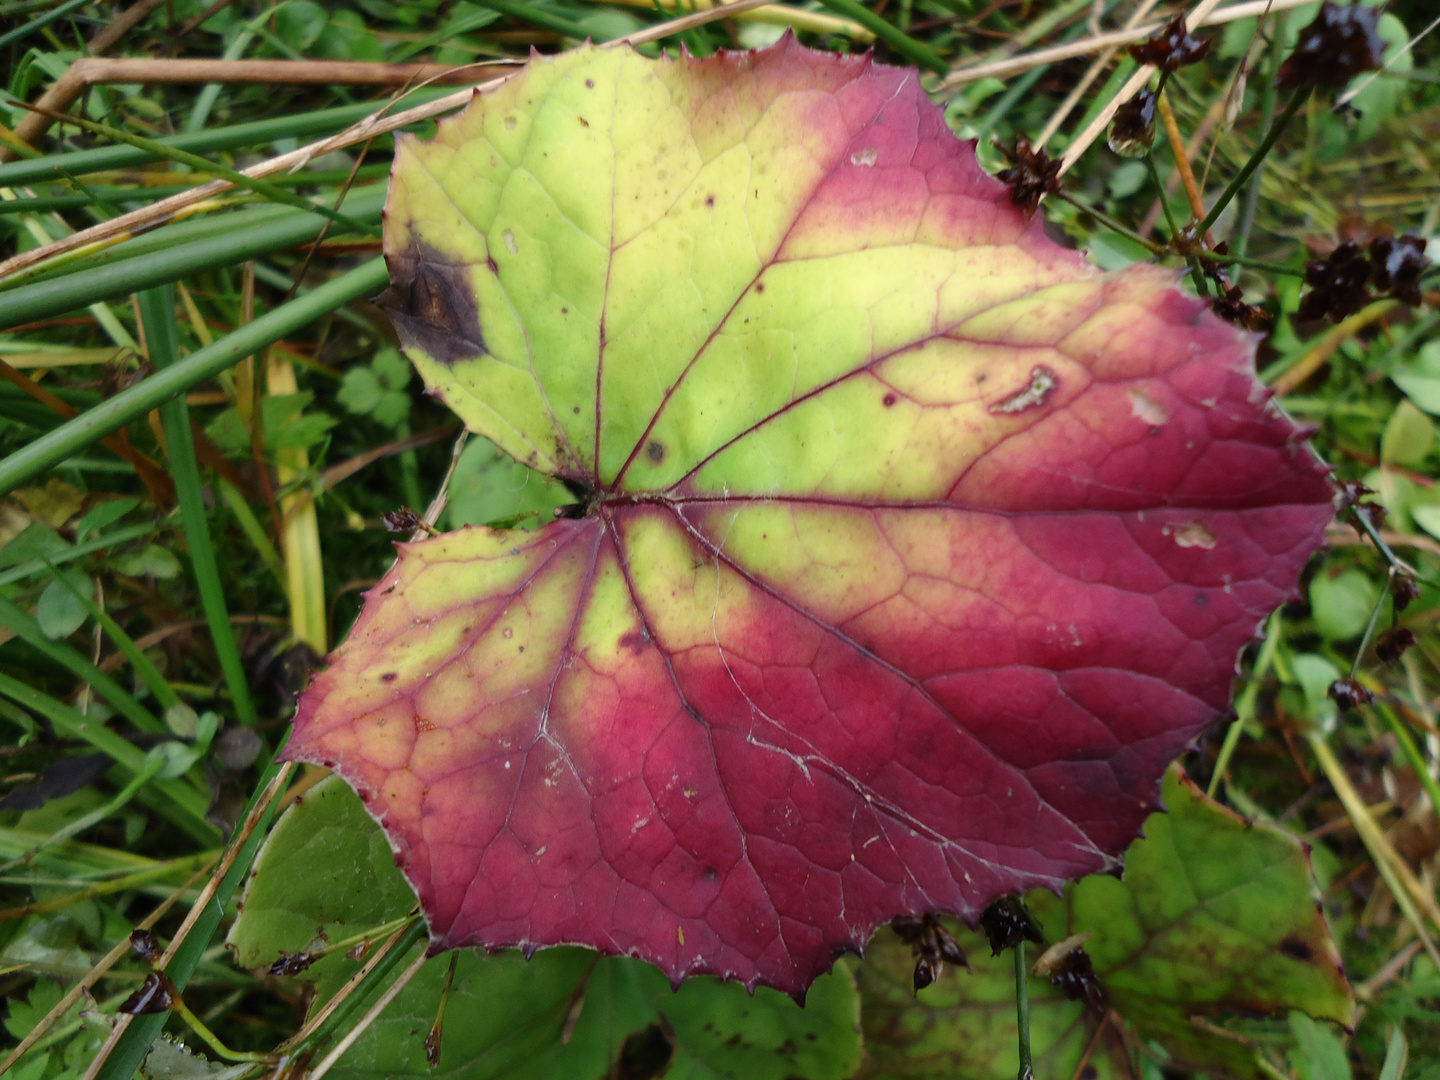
(646, 440, 666, 463)
(381, 672, 397, 682)
(1279, 936, 1313, 961)
(883, 393, 897, 407)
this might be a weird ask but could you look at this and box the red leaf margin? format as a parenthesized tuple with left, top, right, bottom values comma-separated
(286, 37, 1337, 996)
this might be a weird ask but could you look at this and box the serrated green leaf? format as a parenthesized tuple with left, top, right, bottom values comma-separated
(859, 767, 1353, 1080)
(231, 777, 861, 1079)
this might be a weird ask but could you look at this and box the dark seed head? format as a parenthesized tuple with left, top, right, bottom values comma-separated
(118, 971, 178, 1015)
(1369, 234, 1430, 307)
(1328, 677, 1374, 710)
(1129, 15, 1212, 71)
(383, 507, 422, 533)
(1211, 285, 1269, 329)
(1048, 948, 1107, 1011)
(912, 956, 936, 992)
(130, 928, 161, 962)
(1298, 241, 1372, 323)
(270, 951, 317, 976)
(1375, 626, 1417, 665)
(995, 138, 1062, 217)
(1390, 574, 1421, 612)
(1107, 90, 1158, 158)
(1276, 2, 1386, 90)
(980, 894, 1043, 956)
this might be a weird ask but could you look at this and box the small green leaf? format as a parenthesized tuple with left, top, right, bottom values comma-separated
(1392, 341, 1440, 414)
(1287, 653, 1342, 726)
(141, 1036, 254, 1079)
(74, 498, 140, 539)
(0, 523, 69, 567)
(274, 0, 328, 49)
(111, 543, 183, 579)
(337, 366, 384, 416)
(1381, 399, 1434, 467)
(1288, 1012, 1353, 1080)
(165, 702, 200, 739)
(36, 570, 91, 639)
(372, 347, 412, 392)
(148, 741, 201, 780)
(370, 390, 411, 428)
(444, 436, 571, 530)
(1310, 568, 1381, 640)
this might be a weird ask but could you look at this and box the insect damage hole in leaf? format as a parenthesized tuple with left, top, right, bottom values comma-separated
(286, 36, 1336, 995)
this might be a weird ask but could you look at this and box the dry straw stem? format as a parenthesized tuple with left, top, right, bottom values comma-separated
(0, 60, 503, 165)
(0, 0, 776, 284)
(1156, 92, 1207, 222)
(1054, 0, 1324, 175)
(1269, 300, 1403, 396)
(1307, 734, 1440, 971)
(307, 948, 431, 1080)
(0, 856, 217, 1078)
(942, 0, 1315, 93)
(1034, 0, 1163, 150)
(576, 0, 873, 41)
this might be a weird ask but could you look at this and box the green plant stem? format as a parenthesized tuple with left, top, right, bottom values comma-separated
(1014, 940, 1032, 1080)
(1210, 610, 1282, 797)
(170, 996, 275, 1063)
(218, 478, 288, 596)
(1350, 570, 1392, 679)
(1198, 88, 1307, 236)
(1055, 191, 1163, 253)
(1194, 248, 1304, 277)
(298, 921, 429, 1061)
(22, 109, 378, 237)
(1375, 703, 1440, 821)
(815, 0, 950, 75)
(139, 286, 257, 727)
(0, 257, 387, 496)
(1234, 12, 1287, 258)
(95, 738, 295, 1080)
(1144, 153, 1208, 296)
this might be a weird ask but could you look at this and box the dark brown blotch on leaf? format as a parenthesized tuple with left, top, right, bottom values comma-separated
(610, 1021, 674, 1080)
(1129, 15, 1212, 71)
(1279, 935, 1313, 961)
(979, 894, 1043, 956)
(379, 238, 487, 365)
(1108, 89, 1158, 158)
(1276, 2, 1385, 90)
(995, 138, 1061, 217)
(119, 971, 178, 1015)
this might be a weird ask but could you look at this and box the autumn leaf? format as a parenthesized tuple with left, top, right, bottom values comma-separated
(286, 37, 1336, 995)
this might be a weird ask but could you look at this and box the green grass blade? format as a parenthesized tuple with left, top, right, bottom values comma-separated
(0, 522, 154, 587)
(0, 672, 217, 842)
(33, 110, 380, 237)
(0, 186, 385, 328)
(0, 94, 449, 187)
(0, 0, 89, 50)
(139, 286, 258, 727)
(814, 0, 949, 75)
(470, 0, 591, 39)
(43, 564, 182, 710)
(0, 593, 166, 735)
(95, 734, 293, 1080)
(0, 257, 388, 495)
